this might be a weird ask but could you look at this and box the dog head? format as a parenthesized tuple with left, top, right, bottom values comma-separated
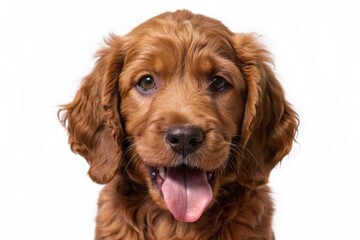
(60, 10, 298, 223)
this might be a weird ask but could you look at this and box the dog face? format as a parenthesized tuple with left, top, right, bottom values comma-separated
(60, 10, 298, 223)
(119, 15, 246, 221)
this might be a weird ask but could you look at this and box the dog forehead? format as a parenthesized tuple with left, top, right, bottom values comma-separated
(125, 11, 234, 55)
(123, 14, 236, 73)
(129, 10, 232, 38)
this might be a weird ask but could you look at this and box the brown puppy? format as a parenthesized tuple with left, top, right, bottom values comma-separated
(60, 10, 298, 240)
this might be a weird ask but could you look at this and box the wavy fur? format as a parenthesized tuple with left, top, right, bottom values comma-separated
(59, 10, 298, 240)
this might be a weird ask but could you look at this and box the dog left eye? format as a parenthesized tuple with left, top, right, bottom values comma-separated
(137, 75, 156, 93)
(209, 76, 229, 92)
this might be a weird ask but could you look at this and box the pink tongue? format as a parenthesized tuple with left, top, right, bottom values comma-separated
(162, 166, 212, 222)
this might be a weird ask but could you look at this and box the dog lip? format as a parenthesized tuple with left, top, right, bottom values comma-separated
(206, 171, 215, 183)
(150, 166, 215, 185)
(150, 167, 166, 190)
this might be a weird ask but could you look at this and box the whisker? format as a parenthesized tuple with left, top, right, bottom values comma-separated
(120, 140, 138, 175)
(228, 138, 260, 171)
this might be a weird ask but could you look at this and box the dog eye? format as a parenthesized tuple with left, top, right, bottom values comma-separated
(137, 75, 156, 92)
(209, 76, 228, 92)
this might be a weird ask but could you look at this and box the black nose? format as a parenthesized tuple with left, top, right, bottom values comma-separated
(165, 126, 204, 157)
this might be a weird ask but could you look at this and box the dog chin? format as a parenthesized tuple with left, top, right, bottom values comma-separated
(150, 164, 215, 222)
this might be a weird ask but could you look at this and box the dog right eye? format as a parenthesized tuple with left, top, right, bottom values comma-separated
(137, 75, 156, 93)
(209, 75, 229, 92)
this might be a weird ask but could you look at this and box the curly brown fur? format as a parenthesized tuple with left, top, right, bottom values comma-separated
(59, 10, 298, 240)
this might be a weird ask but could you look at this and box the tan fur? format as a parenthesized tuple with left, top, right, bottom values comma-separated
(60, 10, 298, 239)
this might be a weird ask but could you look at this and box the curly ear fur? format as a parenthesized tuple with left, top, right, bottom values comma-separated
(232, 34, 299, 189)
(59, 36, 124, 184)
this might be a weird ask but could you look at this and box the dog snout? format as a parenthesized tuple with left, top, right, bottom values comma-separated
(165, 126, 204, 157)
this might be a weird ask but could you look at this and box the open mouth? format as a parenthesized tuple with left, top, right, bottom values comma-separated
(150, 165, 215, 223)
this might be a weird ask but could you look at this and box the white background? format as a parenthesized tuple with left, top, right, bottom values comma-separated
(1, 0, 359, 239)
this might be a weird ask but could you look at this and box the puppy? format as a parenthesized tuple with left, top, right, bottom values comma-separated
(60, 10, 298, 240)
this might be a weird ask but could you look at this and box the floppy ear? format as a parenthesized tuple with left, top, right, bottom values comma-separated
(59, 36, 124, 184)
(232, 34, 299, 189)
